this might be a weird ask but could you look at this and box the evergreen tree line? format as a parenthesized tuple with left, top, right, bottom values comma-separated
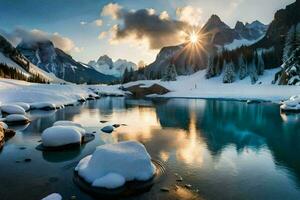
(0, 63, 47, 83)
(205, 46, 277, 84)
(274, 23, 300, 85)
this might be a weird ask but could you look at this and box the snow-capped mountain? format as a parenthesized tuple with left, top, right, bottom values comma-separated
(0, 34, 63, 83)
(143, 15, 268, 79)
(17, 40, 117, 84)
(88, 55, 137, 78)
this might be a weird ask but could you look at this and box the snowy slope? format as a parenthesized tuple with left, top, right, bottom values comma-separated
(90, 68, 300, 102)
(224, 37, 263, 51)
(0, 51, 64, 83)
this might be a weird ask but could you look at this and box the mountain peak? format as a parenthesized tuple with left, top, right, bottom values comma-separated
(235, 21, 245, 30)
(202, 14, 230, 32)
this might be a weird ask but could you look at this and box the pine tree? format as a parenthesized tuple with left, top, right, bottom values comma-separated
(239, 54, 247, 80)
(283, 25, 295, 63)
(162, 63, 177, 81)
(223, 60, 235, 83)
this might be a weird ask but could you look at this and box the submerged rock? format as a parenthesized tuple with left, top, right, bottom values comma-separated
(101, 125, 114, 133)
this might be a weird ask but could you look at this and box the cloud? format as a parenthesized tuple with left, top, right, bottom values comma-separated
(93, 19, 103, 27)
(176, 6, 203, 26)
(0, 28, 82, 53)
(98, 31, 108, 40)
(101, 4, 190, 49)
(101, 3, 122, 19)
(159, 11, 170, 20)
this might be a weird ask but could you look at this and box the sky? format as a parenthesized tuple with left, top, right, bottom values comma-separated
(0, 0, 295, 65)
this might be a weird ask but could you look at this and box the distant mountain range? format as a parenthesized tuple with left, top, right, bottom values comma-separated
(88, 55, 137, 78)
(16, 40, 117, 84)
(144, 15, 268, 79)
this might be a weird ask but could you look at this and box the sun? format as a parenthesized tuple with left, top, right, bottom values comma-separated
(189, 31, 199, 44)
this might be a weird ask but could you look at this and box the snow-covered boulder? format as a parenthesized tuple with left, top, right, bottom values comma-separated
(41, 126, 82, 147)
(41, 193, 62, 200)
(280, 95, 300, 112)
(5, 114, 30, 125)
(75, 141, 156, 189)
(101, 125, 114, 133)
(1, 104, 26, 115)
(13, 102, 30, 111)
(30, 102, 56, 111)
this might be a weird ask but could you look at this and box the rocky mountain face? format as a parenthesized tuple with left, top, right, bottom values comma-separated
(0, 34, 60, 82)
(88, 55, 137, 78)
(254, 0, 300, 67)
(143, 15, 267, 79)
(17, 40, 116, 84)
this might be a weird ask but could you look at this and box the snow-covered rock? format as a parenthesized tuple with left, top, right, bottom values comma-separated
(5, 114, 30, 125)
(30, 102, 56, 110)
(75, 141, 156, 189)
(1, 104, 26, 115)
(13, 102, 31, 111)
(41, 126, 82, 147)
(101, 125, 114, 133)
(280, 95, 300, 112)
(41, 193, 62, 200)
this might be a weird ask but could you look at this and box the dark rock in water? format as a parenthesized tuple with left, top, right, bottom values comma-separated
(19, 147, 26, 150)
(101, 126, 114, 133)
(4, 129, 16, 139)
(78, 99, 86, 103)
(124, 84, 170, 98)
(100, 120, 108, 123)
(86, 97, 96, 101)
(113, 124, 120, 128)
(24, 158, 31, 162)
(247, 100, 262, 104)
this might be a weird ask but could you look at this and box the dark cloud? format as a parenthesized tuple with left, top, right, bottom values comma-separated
(110, 8, 191, 49)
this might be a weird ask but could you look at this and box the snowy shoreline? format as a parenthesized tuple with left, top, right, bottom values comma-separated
(0, 68, 299, 107)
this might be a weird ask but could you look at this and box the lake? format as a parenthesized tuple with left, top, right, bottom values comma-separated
(0, 97, 300, 200)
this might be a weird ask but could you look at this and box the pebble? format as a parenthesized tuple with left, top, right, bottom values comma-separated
(112, 124, 120, 128)
(185, 184, 192, 189)
(100, 120, 108, 123)
(24, 158, 31, 162)
(19, 147, 26, 150)
(70, 195, 77, 200)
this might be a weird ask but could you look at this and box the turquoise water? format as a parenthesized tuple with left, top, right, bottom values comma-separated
(0, 97, 300, 200)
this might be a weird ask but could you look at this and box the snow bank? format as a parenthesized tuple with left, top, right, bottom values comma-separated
(280, 95, 300, 112)
(41, 126, 82, 147)
(5, 114, 30, 124)
(41, 193, 62, 200)
(1, 104, 26, 114)
(75, 141, 156, 189)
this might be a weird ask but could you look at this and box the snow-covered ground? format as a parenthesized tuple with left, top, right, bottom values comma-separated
(0, 68, 299, 107)
(93, 68, 300, 102)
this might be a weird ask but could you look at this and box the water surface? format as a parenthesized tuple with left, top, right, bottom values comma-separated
(1, 97, 300, 200)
